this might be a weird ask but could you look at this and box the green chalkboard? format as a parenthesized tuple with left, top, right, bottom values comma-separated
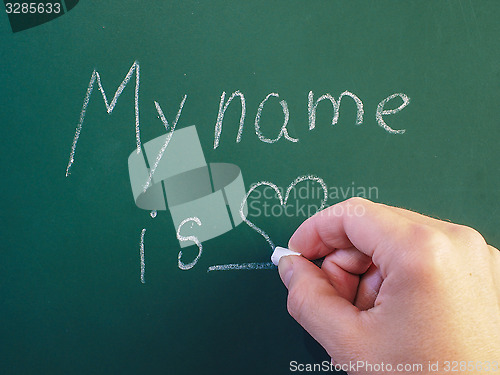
(2, 1, 499, 374)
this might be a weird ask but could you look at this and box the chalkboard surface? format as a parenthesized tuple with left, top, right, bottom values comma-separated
(2, 1, 499, 374)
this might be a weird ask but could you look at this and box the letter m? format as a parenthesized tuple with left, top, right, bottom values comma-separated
(66, 61, 141, 176)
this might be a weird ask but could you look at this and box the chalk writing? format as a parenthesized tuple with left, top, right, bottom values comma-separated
(140, 228, 146, 283)
(64, 61, 411, 281)
(176, 217, 203, 270)
(66, 61, 410, 178)
(66, 61, 140, 176)
(375, 93, 410, 134)
(254, 93, 298, 144)
(214, 91, 246, 149)
(142, 96, 187, 192)
(308, 90, 364, 130)
(207, 262, 275, 272)
(205, 175, 327, 273)
(239, 175, 328, 249)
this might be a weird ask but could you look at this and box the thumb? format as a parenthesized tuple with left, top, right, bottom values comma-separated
(278, 255, 364, 360)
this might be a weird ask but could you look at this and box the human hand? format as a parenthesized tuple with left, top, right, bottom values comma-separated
(278, 198, 500, 374)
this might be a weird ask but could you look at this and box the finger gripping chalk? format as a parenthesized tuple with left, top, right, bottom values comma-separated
(271, 246, 302, 266)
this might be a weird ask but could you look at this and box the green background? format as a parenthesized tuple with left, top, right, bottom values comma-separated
(1, 1, 499, 374)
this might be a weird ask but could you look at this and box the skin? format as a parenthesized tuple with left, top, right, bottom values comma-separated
(278, 197, 500, 375)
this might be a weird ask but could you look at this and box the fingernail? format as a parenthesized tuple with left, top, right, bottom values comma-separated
(278, 255, 294, 289)
(271, 246, 301, 266)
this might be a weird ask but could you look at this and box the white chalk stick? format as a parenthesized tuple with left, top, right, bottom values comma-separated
(271, 246, 302, 266)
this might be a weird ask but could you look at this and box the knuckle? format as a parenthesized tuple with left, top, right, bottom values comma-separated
(404, 223, 490, 279)
(409, 223, 451, 250)
(345, 196, 366, 204)
(344, 196, 367, 207)
(449, 224, 486, 246)
(444, 224, 490, 262)
(405, 223, 453, 274)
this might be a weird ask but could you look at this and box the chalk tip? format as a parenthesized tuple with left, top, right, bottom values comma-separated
(271, 246, 302, 266)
